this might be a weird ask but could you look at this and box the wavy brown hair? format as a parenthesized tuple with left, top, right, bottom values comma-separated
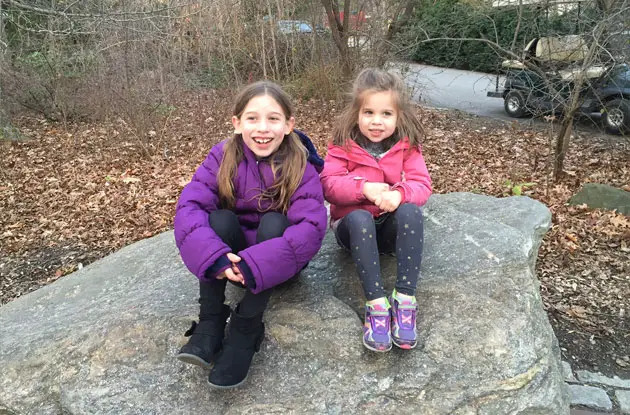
(217, 81, 307, 213)
(332, 67, 425, 149)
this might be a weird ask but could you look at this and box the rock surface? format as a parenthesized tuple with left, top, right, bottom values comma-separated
(569, 183, 630, 215)
(568, 385, 613, 411)
(617, 390, 630, 414)
(0, 193, 569, 414)
(576, 370, 630, 389)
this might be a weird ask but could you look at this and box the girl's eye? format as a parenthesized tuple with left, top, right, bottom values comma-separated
(364, 110, 373, 115)
(384, 112, 392, 116)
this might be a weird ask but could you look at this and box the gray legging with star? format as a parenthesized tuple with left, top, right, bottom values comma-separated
(334, 203, 424, 301)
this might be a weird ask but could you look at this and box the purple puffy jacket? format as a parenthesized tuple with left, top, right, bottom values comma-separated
(174, 137, 327, 294)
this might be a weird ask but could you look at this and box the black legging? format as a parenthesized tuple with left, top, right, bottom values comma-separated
(335, 203, 424, 301)
(198, 210, 289, 319)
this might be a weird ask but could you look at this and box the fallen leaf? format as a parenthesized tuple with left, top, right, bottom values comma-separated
(610, 215, 629, 228)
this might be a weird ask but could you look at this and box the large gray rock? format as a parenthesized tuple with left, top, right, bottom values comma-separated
(569, 183, 630, 215)
(0, 193, 569, 414)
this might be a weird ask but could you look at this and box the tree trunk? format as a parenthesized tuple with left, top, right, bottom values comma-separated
(386, 0, 415, 42)
(265, 0, 279, 80)
(261, 22, 267, 79)
(553, 118, 573, 180)
(321, 0, 353, 77)
(0, 0, 9, 135)
(551, 20, 607, 179)
(0, 0, 5, 50)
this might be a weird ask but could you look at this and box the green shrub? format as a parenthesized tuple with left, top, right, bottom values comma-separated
(398, 0, 585, 73)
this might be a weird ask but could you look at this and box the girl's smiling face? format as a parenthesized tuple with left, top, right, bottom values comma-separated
(232, 94, 295, 158)
(358, 90, 398, 143)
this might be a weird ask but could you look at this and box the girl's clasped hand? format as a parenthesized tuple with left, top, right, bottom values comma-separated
(217, 252, 244, 285)
(362, 182, 402, 212)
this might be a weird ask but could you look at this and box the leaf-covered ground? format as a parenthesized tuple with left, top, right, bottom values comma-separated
(1, 92, 628, 377)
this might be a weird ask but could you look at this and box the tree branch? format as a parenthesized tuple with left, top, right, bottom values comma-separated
(4, 0, 198, 19)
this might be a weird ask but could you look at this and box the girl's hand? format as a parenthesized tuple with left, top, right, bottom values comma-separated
(374, 190, 402, 212)
(362, 182, 390, 203)
(225, 253, 245, 285)
(227, 252, 241, 264)
(223, 267, 244, 285)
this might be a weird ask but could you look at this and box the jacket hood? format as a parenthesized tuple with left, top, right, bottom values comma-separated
(295, 129, 324, 173)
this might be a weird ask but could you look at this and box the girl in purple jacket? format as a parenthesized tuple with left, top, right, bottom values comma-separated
(174, 81, 327, 388)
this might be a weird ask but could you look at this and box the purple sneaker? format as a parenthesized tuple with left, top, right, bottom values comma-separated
(363, 301, 392, 352)
(390, 290, 418, 349)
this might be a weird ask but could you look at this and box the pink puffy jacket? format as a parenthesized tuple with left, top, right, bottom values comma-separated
(321, 137, 432, 222)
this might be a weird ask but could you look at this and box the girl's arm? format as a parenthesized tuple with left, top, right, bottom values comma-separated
(391, 146, 432, 206)
(173, 143, 232, 280)
(320, 148, 370, 206)
(237, 164, 327, 294)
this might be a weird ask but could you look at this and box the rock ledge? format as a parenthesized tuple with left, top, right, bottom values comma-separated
(0, 193, 569, 414)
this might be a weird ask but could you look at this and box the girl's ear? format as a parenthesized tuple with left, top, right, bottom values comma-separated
(285, 116, 295, 135)
(232, 115, 242, 134)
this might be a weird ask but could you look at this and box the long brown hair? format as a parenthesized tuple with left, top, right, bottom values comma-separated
(217, 81, 307, 213)
(332, 67, 425, 148)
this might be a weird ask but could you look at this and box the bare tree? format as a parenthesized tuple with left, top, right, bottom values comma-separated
(319, 0, 419, 77)
(386, 0, 417, 42)
(0, 0, 11, 139)
(321, 0, 354, 76)
(0, 0, 416, 148)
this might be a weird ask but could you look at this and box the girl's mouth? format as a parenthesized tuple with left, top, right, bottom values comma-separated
(254, 137, 273, 144)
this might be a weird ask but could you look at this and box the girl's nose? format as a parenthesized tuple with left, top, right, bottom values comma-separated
(257, 120, 269, 131)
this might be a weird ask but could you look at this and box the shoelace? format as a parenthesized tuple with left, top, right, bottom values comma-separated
(396, 304, 416, 329)
(369, 310, 390, 333)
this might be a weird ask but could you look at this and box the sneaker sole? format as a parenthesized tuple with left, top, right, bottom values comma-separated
(207, 375, 248, 389)
(392, 339, 417, 350)
(176, 353, 212, 369)
(362, 337, 392, 352)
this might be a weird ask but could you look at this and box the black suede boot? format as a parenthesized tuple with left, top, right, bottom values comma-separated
(176, 304, 231, 368)
(207, 309, 265, 388)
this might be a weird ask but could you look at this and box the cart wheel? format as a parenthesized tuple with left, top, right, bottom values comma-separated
(602, 98, 630, 135)
(504, 90, 528, 118)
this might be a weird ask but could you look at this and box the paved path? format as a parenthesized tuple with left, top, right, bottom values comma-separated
(393, 62, 608, 135)
(562, 361, 630, 414)
(392, 62, 509, 120)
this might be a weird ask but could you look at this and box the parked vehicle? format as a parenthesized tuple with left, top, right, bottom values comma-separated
(488, 36, 630, 135)
(277, 20, 314, 35)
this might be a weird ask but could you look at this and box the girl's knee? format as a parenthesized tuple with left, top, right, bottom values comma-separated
(257, 212, 290, 242)
(346, 209, 374, 229)
(209, 210, 240, 235)
(395, 203, 423, 223)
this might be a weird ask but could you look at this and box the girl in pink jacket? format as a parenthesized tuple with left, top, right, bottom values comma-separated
(321, 68, 432, 352)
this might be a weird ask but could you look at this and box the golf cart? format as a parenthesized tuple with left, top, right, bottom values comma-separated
(488, 36, 630, 134)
